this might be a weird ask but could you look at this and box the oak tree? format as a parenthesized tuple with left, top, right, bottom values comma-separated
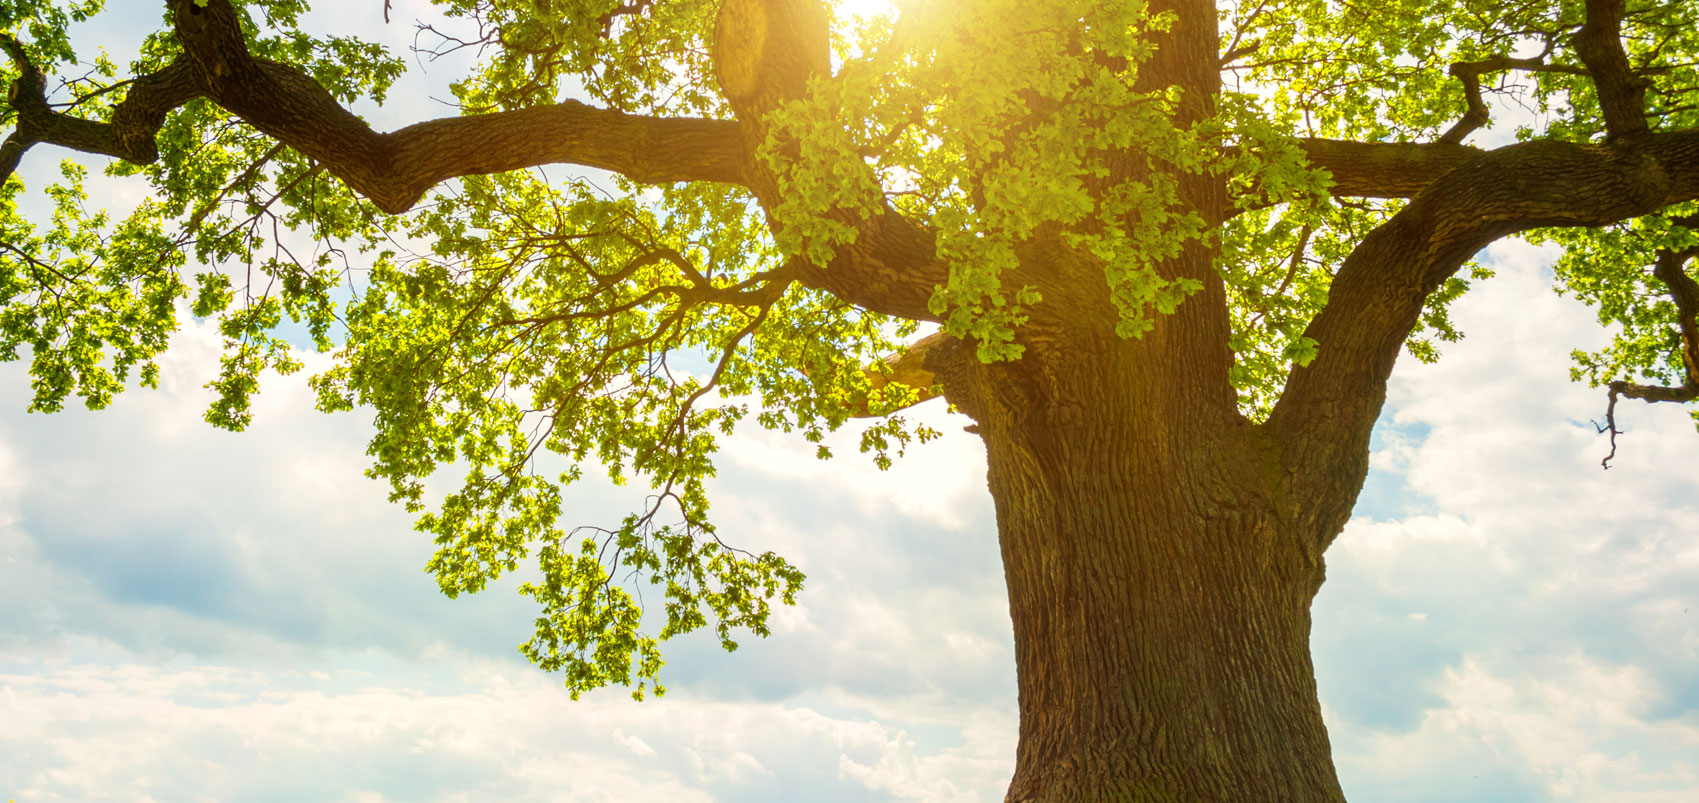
(4, 0, 1698, 798)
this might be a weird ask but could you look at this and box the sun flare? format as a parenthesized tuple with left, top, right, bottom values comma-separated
(831, 0, 899, 24)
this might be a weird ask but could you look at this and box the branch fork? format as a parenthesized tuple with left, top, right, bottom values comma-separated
(1438, 54, 1585, 145)
(1598, 234, 1699, 467)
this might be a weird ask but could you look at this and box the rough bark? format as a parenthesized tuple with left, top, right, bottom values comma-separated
(0, 34, 203, 179)
(1296, 139, 1481, 198)
(927, 316, 1341, 802)
(1575, 0, 1650, 140)
(1, 2, 750, 210)
(1268, 132, 1699, 549)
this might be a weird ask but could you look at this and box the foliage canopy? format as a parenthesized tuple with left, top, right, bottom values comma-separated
(3, 0, 1698, 701)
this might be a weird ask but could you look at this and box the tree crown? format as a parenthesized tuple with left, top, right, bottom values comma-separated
(3, 0, 1697, 697)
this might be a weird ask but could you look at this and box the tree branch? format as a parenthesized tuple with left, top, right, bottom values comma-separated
(1438, 56, 1586, 145)
(2, 32, 202, 185)
(374, 104, 748, 212)
(1653, 237, 1699, 382)
(6, 1, 750, 210)
(1597, 235, 1699, 467)
(1298, 139, 1483, 198)
(166, 0, 750, 214)
(844, 330, 946, 418)
(1266, 129, 1699, 550)
(1575, 0, 1651, 139)
(710, 0, 947, 322)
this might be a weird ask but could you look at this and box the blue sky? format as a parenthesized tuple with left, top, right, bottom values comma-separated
(3, 2, 1699, 801)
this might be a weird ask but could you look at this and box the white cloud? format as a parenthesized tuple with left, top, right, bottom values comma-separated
(6, 235, 1698, 801)
(0, 653, 1021, 803)
(615, 727, 657, 756)
(1331, 654, 1699, 803)
(0, 309, 1016, 801)
(1315, 236, 1699, 801)
(717, 404, 988, 530)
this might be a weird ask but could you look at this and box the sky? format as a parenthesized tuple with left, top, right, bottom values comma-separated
(3, 2, 1699, 802)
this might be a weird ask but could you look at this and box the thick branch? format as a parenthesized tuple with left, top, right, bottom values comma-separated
(1575, 0, 1651, 139)
(1297, 139, 1482, 199)
(166, 0, 748, 214)
(1266, 129, 1699, 550)
(7, 1, 748, 211)
(1655, 242, 1699, 381)
(1613, 378, 1699, 403)
(2, 33, 202, 185)
(711, 0, 947, 322)
(375, 105, 747, 212)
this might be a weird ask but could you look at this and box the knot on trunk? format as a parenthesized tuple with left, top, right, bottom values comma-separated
(712, 0, 830, 110)
(172, 0, 255, 87)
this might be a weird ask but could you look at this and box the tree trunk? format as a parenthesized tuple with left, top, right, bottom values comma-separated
(936, 332, 1346, 802)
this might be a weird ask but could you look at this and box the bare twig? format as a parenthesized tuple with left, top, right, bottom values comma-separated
(1438, 55, 1584, 145)
(1597, 230, 1699, 467)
